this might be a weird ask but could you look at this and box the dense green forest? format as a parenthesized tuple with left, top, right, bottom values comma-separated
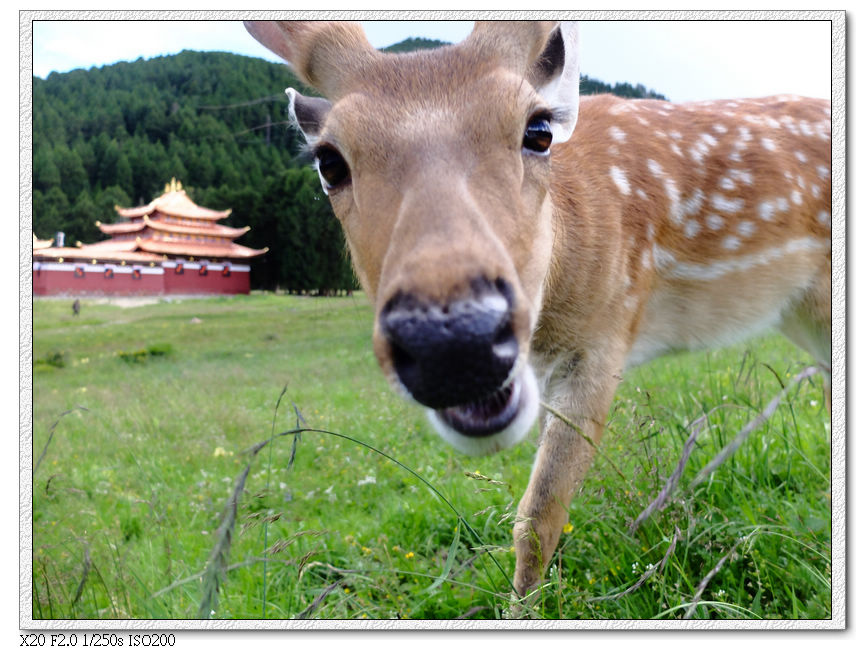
(31, 37, 666, 292)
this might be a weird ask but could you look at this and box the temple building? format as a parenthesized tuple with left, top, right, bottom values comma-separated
(33, 179, 267, 296)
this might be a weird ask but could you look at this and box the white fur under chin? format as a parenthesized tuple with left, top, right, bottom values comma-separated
(427, 366, 540, 456)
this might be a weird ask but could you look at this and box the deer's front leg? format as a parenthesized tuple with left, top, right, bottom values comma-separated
(513, 350, 623, 597)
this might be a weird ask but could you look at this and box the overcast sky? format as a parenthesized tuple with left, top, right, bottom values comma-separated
(29, 18, 832, 103)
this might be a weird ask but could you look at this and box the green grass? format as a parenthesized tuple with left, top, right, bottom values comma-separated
(30, 293, 831, 621)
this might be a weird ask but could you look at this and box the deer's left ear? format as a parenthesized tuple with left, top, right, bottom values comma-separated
(530, 22, 580, 144)
(287, 88, 332, 143)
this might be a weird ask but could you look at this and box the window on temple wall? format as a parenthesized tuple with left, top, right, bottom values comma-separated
(174, 264, 184, 275)
(74, 266, 85, 278)
(221, 264, 231, 277)
(132, 268, 142, 280)
(104, 267, 114, 279)
(198, 265, 208, 277)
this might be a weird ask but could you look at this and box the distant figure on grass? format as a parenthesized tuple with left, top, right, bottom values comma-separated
(72, 299, 80, 317)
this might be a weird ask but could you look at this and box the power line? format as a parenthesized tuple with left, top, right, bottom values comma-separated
(197, 94, 287, 110)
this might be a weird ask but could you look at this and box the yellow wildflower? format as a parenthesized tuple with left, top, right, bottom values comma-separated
(563, 522, 574, 534)
(404, 551, 414, 559)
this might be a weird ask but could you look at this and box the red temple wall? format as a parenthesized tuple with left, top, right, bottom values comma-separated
(162, 262, 250, 294)
(32, 262, 250, 296)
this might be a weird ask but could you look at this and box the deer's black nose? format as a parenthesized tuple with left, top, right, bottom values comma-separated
(379, 278, 519, 409)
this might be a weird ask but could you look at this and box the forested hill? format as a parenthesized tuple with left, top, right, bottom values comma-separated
(32, 40, 666, 292)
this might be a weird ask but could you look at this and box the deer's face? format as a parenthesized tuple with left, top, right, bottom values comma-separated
(245, 21, 580, 455)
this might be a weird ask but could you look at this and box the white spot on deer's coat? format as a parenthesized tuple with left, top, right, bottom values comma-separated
(713, 124, 728, 134)
(791, 190, 803, 206)
(636, 188, 648, 200)
(761, 137, 777, 151)
(690, 140, 711, 164)
(800, 121, 814, 137)
(671, 143, 683, 157)
(609, 126, 627, 142)
(758, 196, 791, 222)
(705, 214, 725, 231)
(737, 220, 756, 237)
(817, 210, 830, 225)
(781, 116, 801, 136)
(811, 184, 821, 198)
(670, 131, 682, 140)
(720, 176, 736, 191)
(732, 170, 754, 185)
(610, 166, 631, 195)
(758, 200, 776, 221)
(795, 151, 808, 163)
(817, 165, 829, 179)
(711, 194, 744, 213)
(722, 235, 742, 251)
(684, 219, 701, 238)
(682, 190, 704, 217)
(641, 248, 652, 269)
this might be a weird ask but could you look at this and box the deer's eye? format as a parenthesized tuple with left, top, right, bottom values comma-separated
(315, 145, 351, 191)
(523, 115, 553, 154)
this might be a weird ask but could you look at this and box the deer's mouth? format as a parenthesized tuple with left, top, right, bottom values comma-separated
(437, 375, 523, 437)
(428, 366, 539, 456)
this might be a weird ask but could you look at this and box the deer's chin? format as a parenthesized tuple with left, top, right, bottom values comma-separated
(427, 366, 539, 456)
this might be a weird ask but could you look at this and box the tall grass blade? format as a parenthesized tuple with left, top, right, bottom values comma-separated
(35, 405, 89, 473)
(629, 409, 723, 533)
(261, 384, 288, 618)
(294, 580, 343, 620)
(197, 465, 251, 619)
(71, 543, 91, 606)
(690, 366, 819, 488)
(426, 521, 460, 593)
(683, 530, 755, 619)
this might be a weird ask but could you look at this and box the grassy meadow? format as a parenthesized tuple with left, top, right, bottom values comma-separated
(30, 293, 832, 622)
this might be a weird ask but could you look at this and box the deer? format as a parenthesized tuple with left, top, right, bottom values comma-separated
(244, 20, 831, 599)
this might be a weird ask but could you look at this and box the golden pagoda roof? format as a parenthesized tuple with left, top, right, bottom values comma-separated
(97, 217, 250, 239)
(115, 179, 231, 221)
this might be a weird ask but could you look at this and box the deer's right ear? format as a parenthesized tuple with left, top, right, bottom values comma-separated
(287, 88, 332, 143)
(244, 20, 376, 100)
